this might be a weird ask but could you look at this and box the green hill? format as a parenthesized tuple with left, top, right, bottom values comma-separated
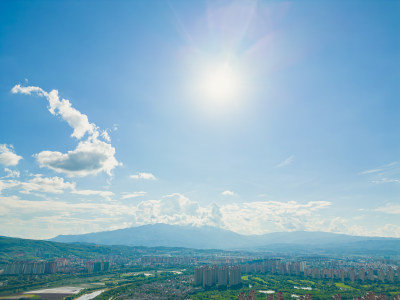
(0, 235, 143, 264)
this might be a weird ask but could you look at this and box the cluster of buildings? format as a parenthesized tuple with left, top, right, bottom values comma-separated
(304, 266, 398, 283)
(122, 274, 195, 299)
(240, 259, 400, 283)
(194, 259, 400, 291)
(194, 265, 241, 287)
(140, 256, 193, 265)
(2, 259, 111, 275)
(85, 261, 110, 273)
(2, 261, 58, 275)
(2, 258, 70, 275)
(241, 259, 306, 276)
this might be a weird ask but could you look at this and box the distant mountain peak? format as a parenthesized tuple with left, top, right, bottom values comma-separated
(49, 223, 399, 252)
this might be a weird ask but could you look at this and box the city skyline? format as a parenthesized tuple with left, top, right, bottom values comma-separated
(0, 1, 399, 239)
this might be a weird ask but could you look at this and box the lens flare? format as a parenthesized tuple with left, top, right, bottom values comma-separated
(200, 64, 240, 103)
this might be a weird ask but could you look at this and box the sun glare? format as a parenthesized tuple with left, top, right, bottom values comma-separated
(194, 62, 245, 114)
(201, 64, 239, 101)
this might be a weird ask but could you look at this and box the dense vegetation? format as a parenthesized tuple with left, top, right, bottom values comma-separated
(0, 236, 143, 263)
(0, 236, 220, 264)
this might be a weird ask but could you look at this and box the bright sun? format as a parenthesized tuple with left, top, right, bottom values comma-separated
(186, 57, 247, 117)
(201, 64, 239, 101)
(197, 63, 243, 109)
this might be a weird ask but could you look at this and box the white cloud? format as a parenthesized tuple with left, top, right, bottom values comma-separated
(318, 217, 400, 238)
(71, 189, 114, 199)
(375, 204, 400, 215)
(0, 196, 127, 216)
(360, 162, 400, 185)
(0, 195, 132, 238)
(373, 224, 400, 238)
(360, 161, 398, 175)
(12, 85, 95, 139)
(3, 168, 20, 178)
(121, 191, 147, 199)
(220, 200, 332, 234)
(133, 193, 221, 227)
(221, 190, 235, 196)
(0, 175, 113, 200)
(11, 85, 44, 96)
(371, 178, 400, 184)
(0, 144, 23, 166)
(101, 130, 111, 142)
(12, 85, 121, 177)
(0, 175, 75, 195)
(0, 179, 20, 194)
(0, 193, 332, 237)
(129, 196, 332, 235)
(20, 175, 76, 194)
(1, 179, 334, 235)
(2, 191, 400, 239)
(360, 168, 383, 175)
(35, 138, 120, 177)
(326, 217, 348, 233)
(130, 172, 157, 180)
(277, 155, 294, 168)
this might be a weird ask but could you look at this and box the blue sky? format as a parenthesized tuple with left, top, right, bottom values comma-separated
(0, 1, 399, 239)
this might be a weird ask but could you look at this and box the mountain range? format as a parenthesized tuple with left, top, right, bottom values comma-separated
(50, 223, 400, 255)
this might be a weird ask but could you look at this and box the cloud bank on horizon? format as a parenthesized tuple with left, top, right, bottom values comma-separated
(1, 186, 400, 239)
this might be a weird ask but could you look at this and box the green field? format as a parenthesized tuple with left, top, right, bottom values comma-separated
(335, 282, 355, 289)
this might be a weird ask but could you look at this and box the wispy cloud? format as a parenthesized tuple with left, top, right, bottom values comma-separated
(3, 168, 20, 178)
(221, 190, 236, 196)
(277, 155, 294, 168)
(371, 178, 400, 184)
(71, 189, 114, 199)
(12, 85, 121, 177)
(360, 161, 398, 175)
(360, 168, 383, 175)
(130, 172, 157, 180)
(0, 175, 75, 195)
(360, 161, 400, 184)
(121, 191, 147, 199)
(0, 174, 113, 199)
(0, 144, 22, 166)
(375, 204, 400, 215)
